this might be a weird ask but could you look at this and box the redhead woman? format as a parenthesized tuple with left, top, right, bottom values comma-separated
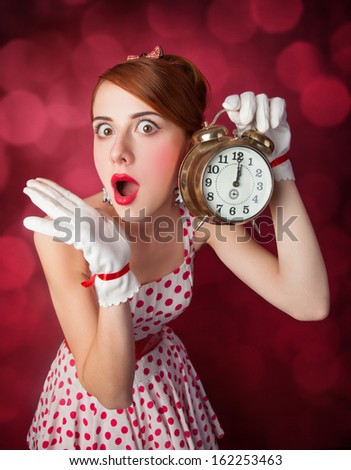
(23, 47, 329, 450)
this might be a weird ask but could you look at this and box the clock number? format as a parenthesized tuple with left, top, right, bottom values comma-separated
(207, 165, 219, 174)
(218, 154, 228, 164)
(207, 192, 214, 201)
(243, 205, 249, 214)
(248, 157, 253, 166)
(229, 206, 236, 216)
(256, 169, 262, 177)
(257, 182, 263, 191)
(252, 195, 258, 203)
(232, 151, 244, 163)
(205, 178, 212, 187)
(216, 204, 223, 214)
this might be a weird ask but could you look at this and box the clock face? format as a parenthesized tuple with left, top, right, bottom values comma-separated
(202, 145, 273, 223)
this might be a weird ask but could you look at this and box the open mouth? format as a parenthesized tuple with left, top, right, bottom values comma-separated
(111, 173, 140, 205)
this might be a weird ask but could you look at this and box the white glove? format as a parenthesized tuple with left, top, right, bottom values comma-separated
(23, 178, 140, 308)
(223, 92, 295, 181)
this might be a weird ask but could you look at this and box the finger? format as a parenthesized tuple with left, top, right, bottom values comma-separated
(23, 216, 75, 244)
(36, 178, 85, 208)
(23, 186, 73, 220)
(222, 94, 241, 125)
(222, 94, 240, 111)
(26, 179, 77, 215)
(239, 91, 256, 126)
(255, 94, 270, 133)
(269, 97, 286, 128)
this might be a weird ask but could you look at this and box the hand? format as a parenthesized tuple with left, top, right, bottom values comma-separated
(222, 92, 295, 181)
(23, 178, 140, 307)
(233, 162, 242, 187)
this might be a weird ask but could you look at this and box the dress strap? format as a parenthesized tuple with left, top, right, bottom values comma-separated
(179, 203, 197, 257)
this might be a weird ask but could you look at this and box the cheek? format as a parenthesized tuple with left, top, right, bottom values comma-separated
(148, 141, 185, 179)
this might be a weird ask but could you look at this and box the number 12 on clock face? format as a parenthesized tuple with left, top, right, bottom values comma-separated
(202, 146, 273, 224)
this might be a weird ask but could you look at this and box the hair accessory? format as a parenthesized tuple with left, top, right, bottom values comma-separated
(127, 45, 164, 61)
(102, 187, 113, 205)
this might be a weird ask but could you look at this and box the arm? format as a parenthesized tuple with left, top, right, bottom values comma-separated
(203, 93, 329, 321)
(25, 179, 140, 409)
(204, 180, 329, 320)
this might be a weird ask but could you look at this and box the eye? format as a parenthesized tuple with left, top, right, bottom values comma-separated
(94, 122, 114, 138)
(136, 119, 159, 135)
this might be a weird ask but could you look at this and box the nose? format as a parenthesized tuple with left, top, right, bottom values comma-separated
(110, 133, 134, 165)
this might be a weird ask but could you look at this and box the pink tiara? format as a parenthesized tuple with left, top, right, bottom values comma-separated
(127, 45, 164, 61)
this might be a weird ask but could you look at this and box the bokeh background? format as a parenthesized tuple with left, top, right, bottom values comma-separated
(0, 0, 350, 450)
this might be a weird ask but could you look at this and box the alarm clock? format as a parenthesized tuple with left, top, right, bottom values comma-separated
(178, 118, 275, 226)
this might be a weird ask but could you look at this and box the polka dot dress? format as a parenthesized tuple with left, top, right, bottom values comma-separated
(27, 204, 224, 450)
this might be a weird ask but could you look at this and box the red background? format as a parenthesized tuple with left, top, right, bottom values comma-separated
(0, 0, 350, 450)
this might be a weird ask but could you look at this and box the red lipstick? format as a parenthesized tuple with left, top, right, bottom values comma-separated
(111, 173, 140, 205)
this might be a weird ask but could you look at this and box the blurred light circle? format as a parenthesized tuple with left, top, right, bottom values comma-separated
(0, 90, 48, 145)
(221, 66, 262, 95)
(276, 42, 323, 92)
(71, 35, 124, 87)
(300, 76, 350, 127)
(0, 290, 27, 327)
(47, 84, 87, 129)
(0, 236, 36, 290)
(0, 35, 69, 93)
(0, 39, 40, 92)
(185, 46, 231, 94)
(250, 0, 303, 33)
(207, 0, 257, 44)
(330, 22, 351, 74)
(61, 167, 101, 197)
(147, 0, 202, 38)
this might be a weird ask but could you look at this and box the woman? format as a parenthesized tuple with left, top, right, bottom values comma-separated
(23, 47, 329, 450)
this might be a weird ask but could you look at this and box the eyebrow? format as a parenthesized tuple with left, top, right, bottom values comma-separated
(92, 111, 162, 122)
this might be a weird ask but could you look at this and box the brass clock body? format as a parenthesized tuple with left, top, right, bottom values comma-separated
(178, 125, 275, 225)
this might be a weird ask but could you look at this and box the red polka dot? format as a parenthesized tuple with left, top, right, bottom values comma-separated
(84, 433, 91, 441)
(115, 437, 122, 445)
(156, 293, 163, 300)
(121, 426, 128, 434)
(164, 280, 172, 288)
(174, 285, 182, 293)
(165, 298, 173, 306)
(145, 287, 153, 296)
(136, 300, 144, 308)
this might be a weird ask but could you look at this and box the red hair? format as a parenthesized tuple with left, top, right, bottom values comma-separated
(91, 54, 210, 136)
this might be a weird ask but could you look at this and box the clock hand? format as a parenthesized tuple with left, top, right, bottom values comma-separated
(233, 162, 242, 187)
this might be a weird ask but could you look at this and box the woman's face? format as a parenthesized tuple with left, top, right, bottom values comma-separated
(92, 81, 190, 220)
